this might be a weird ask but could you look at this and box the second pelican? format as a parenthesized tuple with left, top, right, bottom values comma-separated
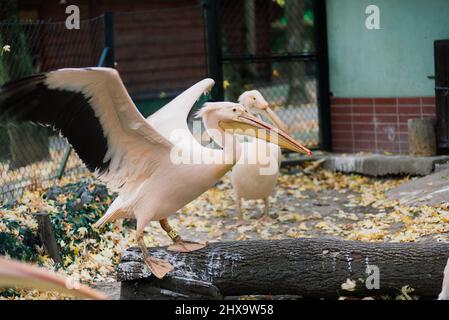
(230, 90, 311, 222)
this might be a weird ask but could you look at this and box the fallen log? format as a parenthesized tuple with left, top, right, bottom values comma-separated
(117, 238, 449, 300)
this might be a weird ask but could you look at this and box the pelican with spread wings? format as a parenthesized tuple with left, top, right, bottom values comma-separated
(0, 68, 311, 278)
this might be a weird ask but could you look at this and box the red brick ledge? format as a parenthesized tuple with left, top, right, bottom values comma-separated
(330, 96, 436, 154)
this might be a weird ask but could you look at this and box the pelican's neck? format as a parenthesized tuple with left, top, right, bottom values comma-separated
(202, 113, 241, 164)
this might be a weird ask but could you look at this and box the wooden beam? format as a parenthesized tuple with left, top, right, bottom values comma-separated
(34, 212, 62, 264)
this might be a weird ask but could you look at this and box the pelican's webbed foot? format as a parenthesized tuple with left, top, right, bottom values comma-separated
(144, 256, 174, 279)
(160, 219, 207, 253)
(137, 231, 174, 279)
(168, 239, 207, 253)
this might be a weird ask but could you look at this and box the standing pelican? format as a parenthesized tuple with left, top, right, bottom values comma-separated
(0, 68, 311, 279)
(230, 90, 305, 222)
(439, 258, 449, 300)
(0, 257, 106, 299)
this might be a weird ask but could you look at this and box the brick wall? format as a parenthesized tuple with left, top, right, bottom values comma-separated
(331, 97, 436, 154)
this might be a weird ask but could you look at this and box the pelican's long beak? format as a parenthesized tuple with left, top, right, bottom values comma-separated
(0, 258, 106, 300)
(260, 106, 289, 133)
(219, 112, 313, 156)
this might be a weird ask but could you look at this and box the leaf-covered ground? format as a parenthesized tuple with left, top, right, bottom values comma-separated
(1, 163, 449, 299)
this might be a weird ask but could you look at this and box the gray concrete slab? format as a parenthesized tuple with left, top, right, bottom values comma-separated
(386, 168, 449, 206)
(324, 154, 449, 177)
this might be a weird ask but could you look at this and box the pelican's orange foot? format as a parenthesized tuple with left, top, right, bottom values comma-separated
(168, 240, 207, 253)
(144, 257, 174, 279)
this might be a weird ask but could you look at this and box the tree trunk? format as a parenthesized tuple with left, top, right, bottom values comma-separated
(408, 118, 437, 157)
(0, 0, 50, 169)
(117, 238, 449, 300)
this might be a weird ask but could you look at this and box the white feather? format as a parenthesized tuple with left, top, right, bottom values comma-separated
(438, 258, 449, 300)
(45, 67, 172, 189)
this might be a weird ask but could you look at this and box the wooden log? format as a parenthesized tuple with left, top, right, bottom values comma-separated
(117, 238, 449, 300)
(34, 212, 62, 264)
(408, 118, 437, 156)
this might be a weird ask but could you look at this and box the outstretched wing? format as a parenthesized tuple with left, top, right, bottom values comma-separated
(146, 78, 214, 142)
(0, 67, 172, 188)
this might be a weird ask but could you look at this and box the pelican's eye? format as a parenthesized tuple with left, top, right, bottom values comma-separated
(232, 108, 237, 112)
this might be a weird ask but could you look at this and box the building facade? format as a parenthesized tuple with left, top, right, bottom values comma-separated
(326, 0, 449, 154)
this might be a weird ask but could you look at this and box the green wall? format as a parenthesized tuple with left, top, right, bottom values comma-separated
(326, 0, 449, 97)
(135, 97, 173, 117)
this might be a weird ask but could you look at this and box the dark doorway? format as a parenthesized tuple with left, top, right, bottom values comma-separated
(434, 40, 449, 151)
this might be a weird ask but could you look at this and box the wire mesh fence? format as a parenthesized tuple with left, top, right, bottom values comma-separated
(0, 1, 322, 202)
(0, 16, 105, 202)
(0, 6, 210, 203)
(218, 0, 319, 146)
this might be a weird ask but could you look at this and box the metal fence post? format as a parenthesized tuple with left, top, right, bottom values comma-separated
(104, 12, 115, 68)
(202, 0, 224, 101)
(55, 146, 73, 180)
(314, 0, 332, 151)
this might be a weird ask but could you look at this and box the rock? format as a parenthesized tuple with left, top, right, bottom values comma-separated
(75, 185, 89, 197)
(387, 168, 449, 206)
(80, 191, 93, 205)
(93, 185, 108, 201)
(324, 154, 449, 177)
(70, 199, 84, 212)
(45, 186, 63, 200)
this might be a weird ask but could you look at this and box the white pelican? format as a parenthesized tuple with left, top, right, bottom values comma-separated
(230, 90, 308, 222)
(0, 68, 311, 279)
(439, 258, 449, 300)
(0, 257, 106, 299)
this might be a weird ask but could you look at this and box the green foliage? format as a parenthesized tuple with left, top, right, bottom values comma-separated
(0, 179, 116, 297)
(46, 181, 115, 258)
(0, 180, 115, 263)
(0, 230, 38, 261)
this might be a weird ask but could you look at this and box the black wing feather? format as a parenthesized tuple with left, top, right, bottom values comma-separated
(0, 73, 110, 173)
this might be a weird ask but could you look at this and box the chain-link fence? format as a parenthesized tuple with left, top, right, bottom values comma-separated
(218, 0, 319, 146)
(0, 16, 105, 202)
(0, 6, 210, 203)
(0, 1, 322, 202)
